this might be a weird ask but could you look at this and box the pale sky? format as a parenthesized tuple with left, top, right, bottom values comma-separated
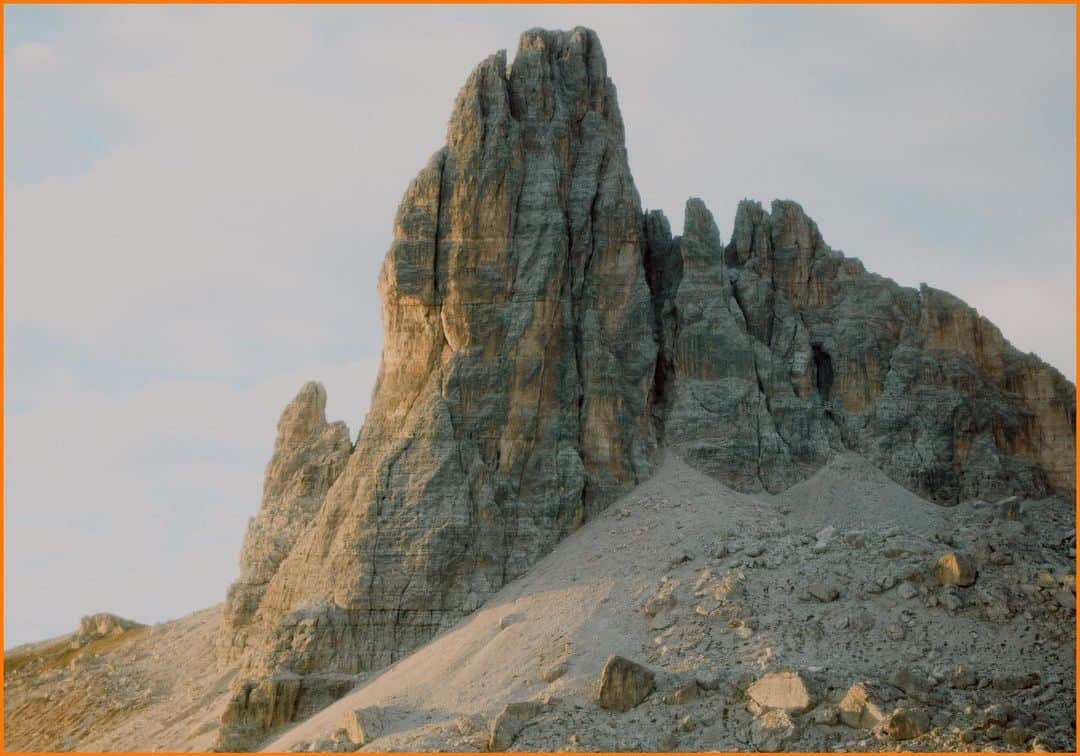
(5, 5, 1075, 647)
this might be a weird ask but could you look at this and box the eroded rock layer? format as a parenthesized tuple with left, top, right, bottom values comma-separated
(216, 26, 1075, 749)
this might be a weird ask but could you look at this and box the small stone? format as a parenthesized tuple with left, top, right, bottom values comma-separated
(898, 582, 919, 600)
(951, 665, 977, 690)
(844, 531, 867, 549)
(992, 672, 1039, 691)
(1004, 726, 1028, 747)
(1036, 570, 1058, 589)
(806, 583, 840, 603)
(995, 495, 1021, 520)
(597, 656, 654, 712)
(885, 623, 905, 640)
(746, 670, 812, 713)
(454, 714, 485, 736)
(643, 580, 679, 617)
(750, 709, 796, 750)
(838, 683, 886, 729)
(498, 612, 522, 630)
(542, 660, 568, 683)
(744, 541, 765, 558)
(487, 703, 538, 751)
(649, 611, 676, 631)
(341, 707, 383, 746)
(932, 552, 977, 587)
(679, 714, 695, 732)
(812, 705, 840, 725)
(695, 669, 723, 691)
(884, 707, 930, 740)
(662, 681, 700, 705)
(942, 590, 963, 612)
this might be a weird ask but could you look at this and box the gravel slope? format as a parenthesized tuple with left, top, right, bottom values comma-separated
(264, 452, 1076, 753)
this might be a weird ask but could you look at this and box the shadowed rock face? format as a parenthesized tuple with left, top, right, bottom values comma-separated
(647, 197, 1075, 502)
(216, 26, 1075, 749)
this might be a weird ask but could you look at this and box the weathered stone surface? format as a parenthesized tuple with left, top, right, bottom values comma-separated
(746, 670, 812, 713)
(73, 614, 143, 648)
(220, 382, 352, 663)
(341, 706, 382, 746)
(488, 702, 541, 751)
(214, 25, 1076, 750)
(661, 681, 700, 705)
(884, 706, 930, 740)
(838, 682, 886, 729)
(597, 656, 654, 712)
(932, 552, 977, 587)
(647, 196, 1075, 502)
(218, 673, 356, 748)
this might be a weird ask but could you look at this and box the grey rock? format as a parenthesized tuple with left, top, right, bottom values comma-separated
(596, 656, 654, 712)
(488, 703, 539, 751)
(884, 707, 930, 740)
(661, 681, 700, 705)
(804, 582, 840, 603)
(932, 552, 977, 587)
(341, 707, 382, 746)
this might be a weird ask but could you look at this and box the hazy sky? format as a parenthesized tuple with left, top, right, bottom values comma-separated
(5, 5, 1075, 647)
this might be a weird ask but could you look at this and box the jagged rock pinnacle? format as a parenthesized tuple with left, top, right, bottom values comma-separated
(215, 27, 1076, 750)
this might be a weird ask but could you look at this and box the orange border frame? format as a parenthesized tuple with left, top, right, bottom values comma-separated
(0, 3, 1076, 756)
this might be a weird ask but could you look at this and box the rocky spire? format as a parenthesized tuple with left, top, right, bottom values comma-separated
(220, 382, 352, 662)
(216, 27, 1075, 750)
(216, 27, 660, 749)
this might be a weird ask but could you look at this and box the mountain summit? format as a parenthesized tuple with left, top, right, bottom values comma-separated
(211, 27, 1074, 749)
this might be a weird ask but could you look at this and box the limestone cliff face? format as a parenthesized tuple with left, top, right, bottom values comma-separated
(647, 197, 1074, 504)
(216, 27, 1075, 749)
(217, 27, 659, 749)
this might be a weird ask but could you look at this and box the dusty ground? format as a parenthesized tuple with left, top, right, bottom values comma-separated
(4, 605, 235, 752)
(4, 452, 1075, 752)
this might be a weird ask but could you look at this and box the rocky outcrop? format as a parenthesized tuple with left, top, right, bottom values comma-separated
(647, 197, 1075, 502)
(73, 613, 144, 648)
(216, 26, 1075, 749)
(220, 382, 352, 663)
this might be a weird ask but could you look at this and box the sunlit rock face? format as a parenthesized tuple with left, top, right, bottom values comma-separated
(216, 26, 1075, 750)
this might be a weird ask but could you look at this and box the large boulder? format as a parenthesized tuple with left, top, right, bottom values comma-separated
(597, 656, 655, 712)
(746, 670, 813, 713)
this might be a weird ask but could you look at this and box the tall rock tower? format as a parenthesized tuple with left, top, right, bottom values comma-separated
(217, 28, 660, 748)
(216, 27, 1075, 749)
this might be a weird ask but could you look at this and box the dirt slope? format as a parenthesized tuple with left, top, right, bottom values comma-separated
(4, 606, 235, 752)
